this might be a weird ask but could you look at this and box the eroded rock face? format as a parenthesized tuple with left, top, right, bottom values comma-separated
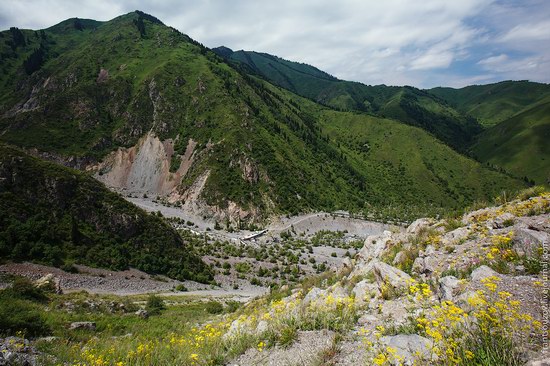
(94, 133, 263, 223)
(95, 132, 194, 197)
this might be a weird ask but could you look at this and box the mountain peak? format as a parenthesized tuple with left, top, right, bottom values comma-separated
(212, 46, 234, 59)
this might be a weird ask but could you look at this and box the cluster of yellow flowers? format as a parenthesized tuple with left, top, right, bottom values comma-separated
(485, 231, 515, 261)
(408, 279, 433, 301)
(477, 193, 548, 224)
(416, 276, 541, 365)
(469, 276, 541, 334)
(505, 193, 549, 217)
(416, 300, 469, 364)
(372, 346, 403, 365)
(425, 234, 442, 247)
(466, 192, 549, 233)
(72, 319, 230, 366)
(363, 274, 541, 365)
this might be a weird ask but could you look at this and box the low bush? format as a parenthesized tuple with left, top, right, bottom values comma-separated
(0, 297, 49, 337)
(145, 295, 166, 316)
(205, 301, 224, 314)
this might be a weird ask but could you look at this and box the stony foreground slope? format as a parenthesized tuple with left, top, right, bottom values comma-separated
(4, 189, 544, 365)
(221, 190, 548, 365)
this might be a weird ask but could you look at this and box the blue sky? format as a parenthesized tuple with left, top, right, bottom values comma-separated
(1, 0, 549, 88)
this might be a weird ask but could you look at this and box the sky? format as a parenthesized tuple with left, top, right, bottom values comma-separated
(1, 0, 549, 88)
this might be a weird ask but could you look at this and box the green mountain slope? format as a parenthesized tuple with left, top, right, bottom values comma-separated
(214, 48, 482, 149)
(0, 144, 212, 282)
(429, 81, 550, 127)
(430, 81, 550, 183)
(0, 12, 526, 222)
(470, 101, 550, 184)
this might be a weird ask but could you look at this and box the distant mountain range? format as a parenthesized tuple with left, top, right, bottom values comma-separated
(215, 47, 550, 184)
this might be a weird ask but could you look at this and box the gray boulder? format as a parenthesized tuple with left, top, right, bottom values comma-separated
(438, 276, 461, 301)
(380, 300, 409, 325)
(69, 322, 96, 331)
(441, 227, 470, 246)
(392, 251, 407, 266)
(135, 309, 149, 319)
(380, 334, 434, 364)
(256, 320, 268, 334)
(470, 265, 499, 282)
(372, 261, 412, 292)
(514, 227, 549, 257)
(407, 219, 432, 235)
(302, 287, 325, 307)
(357, 231, 393, 263)
(352, 280, 380, 306)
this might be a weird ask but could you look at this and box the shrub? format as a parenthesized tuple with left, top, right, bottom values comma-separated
(225, 301, 241, 313)
(0, 298, 50, 337)
(175, 284, 188, 292)
(1, 277, 47, 302)
(278, 326, 297, 348)
(205, 301, 224, 314)
(61, 263, 79, 273)
(145, 295, 166, 315)
(234, 262, 251, 274)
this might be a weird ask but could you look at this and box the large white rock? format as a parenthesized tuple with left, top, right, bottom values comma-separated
(372, 261, 412, 291)
(407, 218, 432, 235)
(380, 300, 409, 325)
(438, 276, 461, 301)
(302, 287, 325, 307)
(380, 334, 434, 363)
(470, 265, 499, 282)
(352, 280, 380, 306)
(357, 231, 393, 264)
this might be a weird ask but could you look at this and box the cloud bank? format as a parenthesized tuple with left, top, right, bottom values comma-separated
(0, 0, 549, 88)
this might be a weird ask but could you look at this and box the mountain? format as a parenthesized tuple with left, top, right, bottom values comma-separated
(0, 144, 213, 282)
(429, 80, 550, 127)
(469, 101, 550, 184)
(215, 48, 550, 185)
(213, 48, 482, 150)
(0, 12, 526, 224)
(430, 81, 550, 183)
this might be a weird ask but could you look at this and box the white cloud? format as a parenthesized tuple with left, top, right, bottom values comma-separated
(478, 54, 509, 66)
(500, 21, 550, 42)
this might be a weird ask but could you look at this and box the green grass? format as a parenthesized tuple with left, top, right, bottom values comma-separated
(429, 80, 550, 127)
(221, 49, 482, 150)
(470, 101, 550, 184)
